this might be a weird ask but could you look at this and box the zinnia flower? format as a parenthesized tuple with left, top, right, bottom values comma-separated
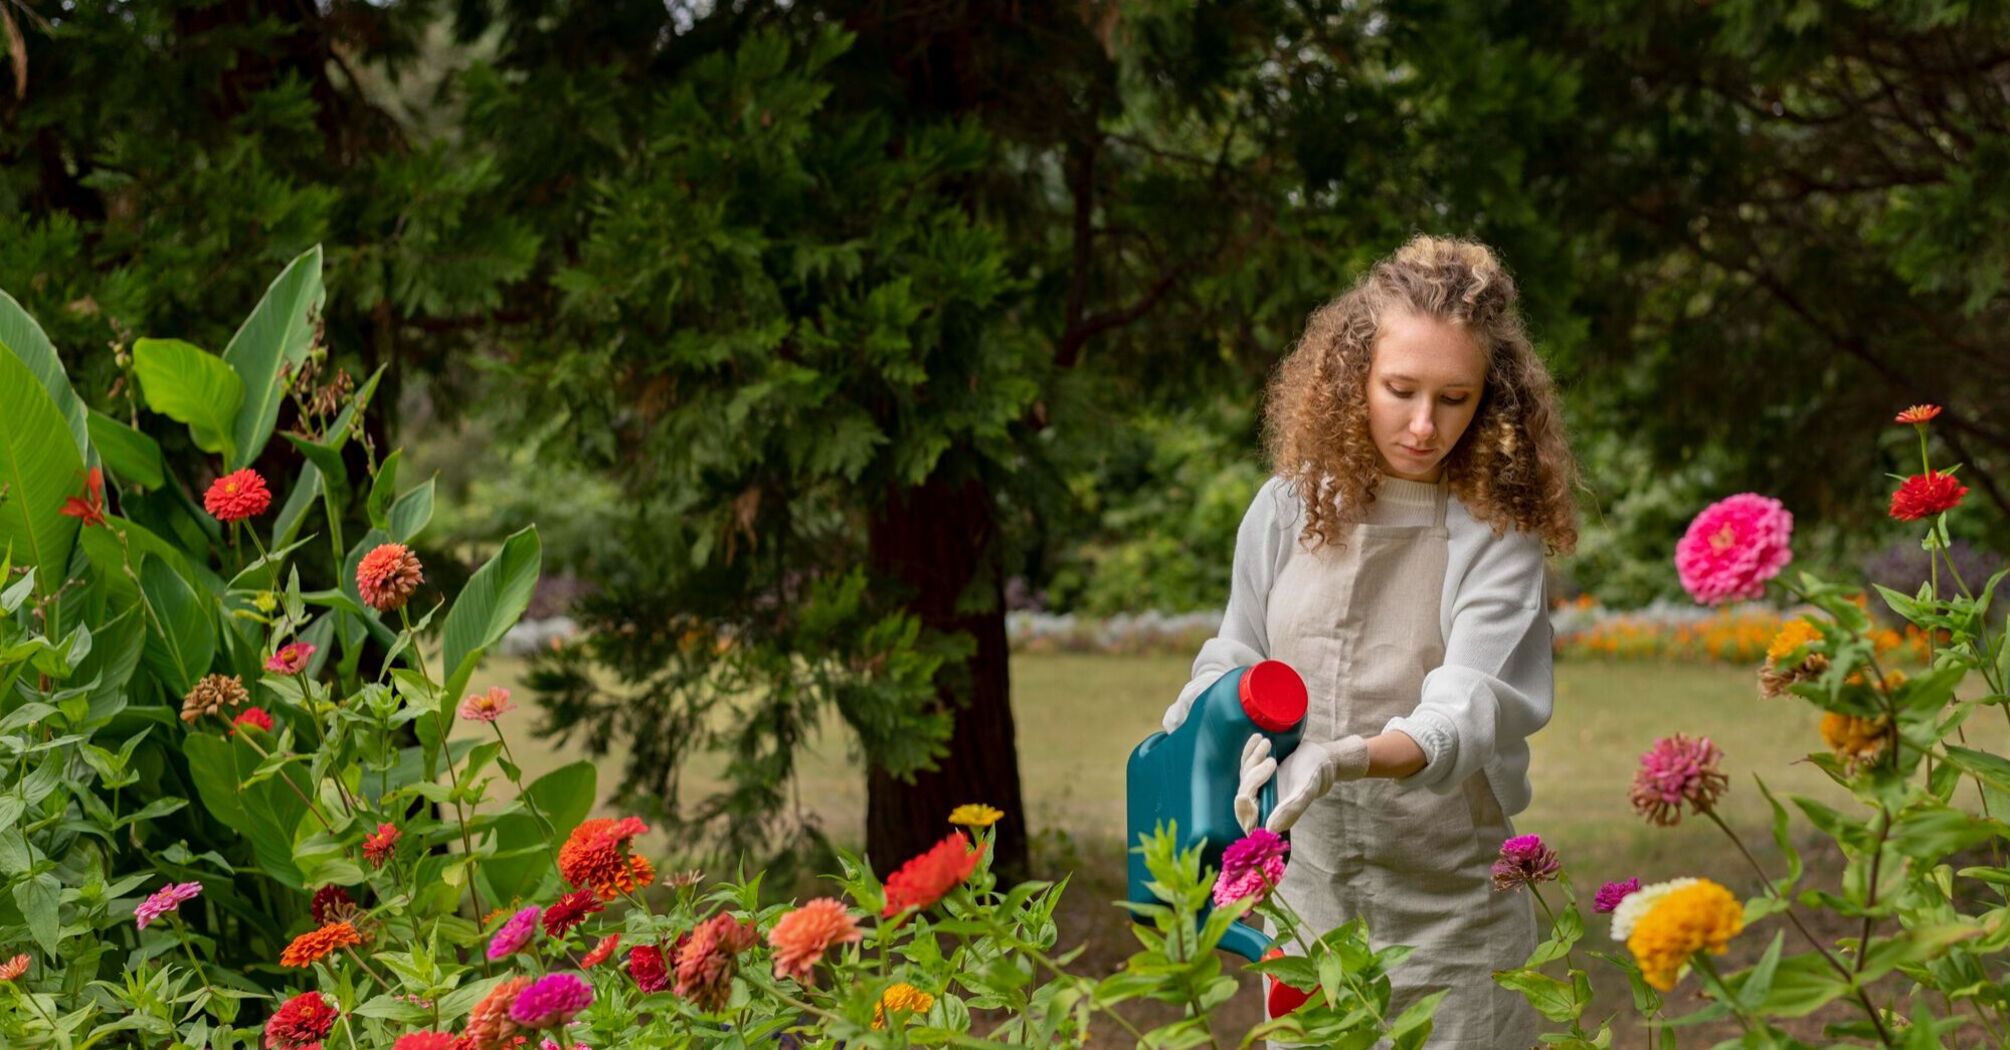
(392, 1034, 459, 1050)
(280, 920, 363, 967)
(508, 973, 593, 1028)
(873, 982, 936, 1029)
(204, 469, 272, 522)
(266, 642, 316, 675)
(459, 686, 516, 723)
(1629, 734, 1729, 826)
(59, 466, 106, 528)
(364, 822, 401, 868)
(0, 953, 29, 981)
(542, 890, 603, 938)
(767, 898, 863, 984)
(628, 943, 669, 992)
(357, 542, 424, 612)
(674, 912, 757, 1011)
(135, 881, 202, 929)
(1890, 471, 1968, 522)
(1821, 712, 1892, 771)
(582, 933, 621, 968)
(180, 673, 249, 723)
(1593, 878, 1641, 915)
(310, 885, 358, 926)
(1759, 619, 1829, 698)
(1674, 494, 1793, 605)
(1609, 877, 1699, 942)
(231, 707, 274, 734)
(558, 817, 654, 900)
(947, 803, 1004, 828)
(880, 831, 985, 917)
(1626, 879, 1744, 991)
(1895, 404, 1942, 425)
(464, 975, 532, 1050)
(264, 991, 338, 1050)
(1489, 834, 1561, 892)
(488, 905, 541, 960)
(1213, 828, 1290, 908)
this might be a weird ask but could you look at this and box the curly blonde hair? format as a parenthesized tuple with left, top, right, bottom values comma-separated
(1263, 234, 1579, 553)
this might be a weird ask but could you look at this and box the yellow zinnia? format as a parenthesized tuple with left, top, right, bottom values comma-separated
(948, 803, 1004, 828)
(1626, 879, 1744, 991)
(1765, 619, 1820, 663)
(1820, 711, 1891, 769)
(873, 982, 935, 1028)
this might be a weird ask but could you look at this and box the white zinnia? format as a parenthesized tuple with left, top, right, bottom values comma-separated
(1609, 877, 1700, 942)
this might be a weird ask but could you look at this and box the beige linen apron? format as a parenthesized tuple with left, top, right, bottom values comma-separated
(1263, 481, 1536, 1049)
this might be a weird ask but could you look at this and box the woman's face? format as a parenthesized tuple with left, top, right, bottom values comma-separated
(1364, 309, 1489, 483)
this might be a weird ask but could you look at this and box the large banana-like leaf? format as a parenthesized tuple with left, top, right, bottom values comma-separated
(223, 245, 324, 470)
(0, 288, 87, 459)
(0, 348, 85, 600)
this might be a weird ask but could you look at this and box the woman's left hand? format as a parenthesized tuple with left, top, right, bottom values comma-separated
(1233, 734, 1278, 832)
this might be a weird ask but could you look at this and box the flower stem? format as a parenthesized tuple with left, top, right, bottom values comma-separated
(172, 917, 216, 1005)
(343, 946, 396, 995)
(1700, 809, 1850, 977)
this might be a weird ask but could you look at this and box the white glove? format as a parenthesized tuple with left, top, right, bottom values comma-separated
(1232, 734, 1278, 832)
(1264, 735, 1370, 833)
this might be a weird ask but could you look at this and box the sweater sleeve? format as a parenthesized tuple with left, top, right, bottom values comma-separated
(1383, 527, 1553, 793)
(1161, 478, 1291, 733)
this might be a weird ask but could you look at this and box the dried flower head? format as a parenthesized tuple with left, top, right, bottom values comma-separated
(1213, 828, 1290, 908)
(356, 542, 424, 612)
(180, 673, 249, 723)
(1629, 734, 1729, 826)
(310, 885, 358, 927)
(1758, 619, 1829, 698)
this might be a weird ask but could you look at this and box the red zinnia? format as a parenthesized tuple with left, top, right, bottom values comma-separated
(1890, 471, 1968, 521)
(264, 991, 337, 1050)
(558, 817, 654, 900)
(392, 1034, 459, 1050)
(628, 943, 669, 992)
(230, 707, 274, 735)
(204, 468, 272, 522)
(59, 466, 107, 528)
(363, 822, 401, 868)
(581, 933, 621, 968)
(542, 889, 603, 938)
(880, 831, 985, 917)
(356, 542, 424, 612)
(1895, 404, 1942, 425)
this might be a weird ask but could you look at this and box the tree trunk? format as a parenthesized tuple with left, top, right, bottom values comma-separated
(865, 471, 1029, 881)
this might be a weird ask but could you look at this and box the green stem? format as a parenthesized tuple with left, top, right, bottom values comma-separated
(1691, 953, 1761, 1034)
(401, 605, 484, 922)
(343, 946, 396, 995)
(236, 732, 335, 832)
(493, 727, 562, 869)
(1701, 809, 1852, 979)
(172, 917, 216, 1004)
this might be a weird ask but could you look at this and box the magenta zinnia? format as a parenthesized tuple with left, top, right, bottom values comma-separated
(508, 972, 593, 1028)
(1594, 877, 1641, 915)
(1212, 828, 1290, 908)
(135, 881, 202, 929)
(1674, 493, 1793, 605)
(265, 642, 316, 675)
(1489, 834, 1560, 892)
(1630, 734, 1729, 826)
(488, 905, 542, 960)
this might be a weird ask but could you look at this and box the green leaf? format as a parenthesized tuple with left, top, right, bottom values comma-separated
(138, 553, 216, 697)
(132, 338, 244, 459)
(282, 432, 349, 496)
(439, 526, 541, 702)
(1493, 968, 1581, 1022)
(484, 759, 595, 903)
(367, 449, 401, 532)
(388, 477, 435, 543)
(13, 872, 61, 954)
(0, 288, 88, 459)
(223, 245, 324, 469)
(0, 348, 86, 600)
(272, 367, 383, 550)
(86, 410, 165, 490)
(183, 733, 308, 888)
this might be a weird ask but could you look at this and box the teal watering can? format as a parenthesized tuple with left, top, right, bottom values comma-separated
(1125, 661, 1306, 961)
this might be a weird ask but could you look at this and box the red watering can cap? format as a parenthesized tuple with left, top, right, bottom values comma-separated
(1239, 660, 1307, 733)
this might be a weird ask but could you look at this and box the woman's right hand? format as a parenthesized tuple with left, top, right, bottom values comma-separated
(1233, 734, 1278, 832)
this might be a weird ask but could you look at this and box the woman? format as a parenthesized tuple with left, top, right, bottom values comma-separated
(1164, 235, 1579, 1047)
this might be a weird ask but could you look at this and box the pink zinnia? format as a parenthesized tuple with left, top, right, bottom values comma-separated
(767, 898, 864, 984)
(488, 905, 542, 960)
(1489, 834, 1560, 892)
(0, 953, 29, 981)
(204, 468, 272, 522)
(1630, 734, 1730, 826)
(1212, 828, 1290, 908)
(1593, 877, 1641, 914)
(230, 707, 274, 734)
(363, 822, 400, 868)
(356, 542, 424, 612)
(266, 642, 316, 675)
(135, 881, 202, 929)
(1674, 493, 1793, 605)
(508, 972, 593, 1028)
(458, 686, 516, 723)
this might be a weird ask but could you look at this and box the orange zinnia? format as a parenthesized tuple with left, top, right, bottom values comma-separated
(280, 921, 363, 968)
(559, 817, 655, 900)
(880, 832, 985, 917)
(1895, 404, 1942, 425)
